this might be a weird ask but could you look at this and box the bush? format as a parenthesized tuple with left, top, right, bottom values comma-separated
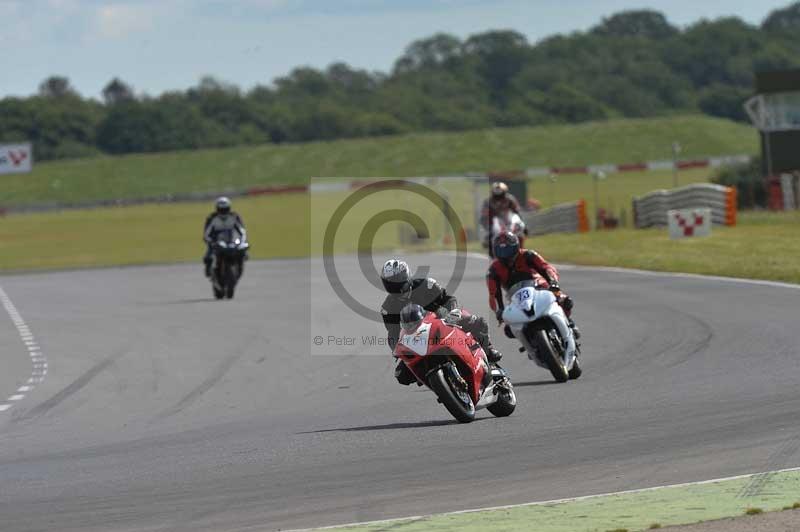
(712, 156, 767, 209)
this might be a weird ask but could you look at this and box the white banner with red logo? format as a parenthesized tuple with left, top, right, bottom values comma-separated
(668, 208, 712, 239)
(0, 143, 33, 175)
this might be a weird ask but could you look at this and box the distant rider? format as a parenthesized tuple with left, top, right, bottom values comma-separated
(380, 259, 503, 386)
(480, 182, 522, 246)
(203, 197, 247, 277)
(486, 231, 581, 339)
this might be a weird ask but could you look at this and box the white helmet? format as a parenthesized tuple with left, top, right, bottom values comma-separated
(380, 259, 411, 294)
(491, 182, 509, 198)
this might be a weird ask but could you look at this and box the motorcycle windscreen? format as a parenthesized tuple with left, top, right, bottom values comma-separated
(398, 322, 432, 357)
(506, 280, 538, 306)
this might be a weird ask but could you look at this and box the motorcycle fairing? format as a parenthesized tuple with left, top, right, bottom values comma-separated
(398, 322, 432, 357)
(503, 287, 576, 370)
(394, 313, 490, 404)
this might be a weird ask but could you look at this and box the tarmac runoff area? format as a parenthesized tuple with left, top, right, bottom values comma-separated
(299, 468, 800, 532)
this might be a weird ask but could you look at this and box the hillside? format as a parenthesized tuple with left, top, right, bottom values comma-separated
(2, 115, 757, 206)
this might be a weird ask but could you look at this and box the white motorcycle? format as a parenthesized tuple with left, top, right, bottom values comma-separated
(485, 212, 527, 258)
(502, 280, 582, 382)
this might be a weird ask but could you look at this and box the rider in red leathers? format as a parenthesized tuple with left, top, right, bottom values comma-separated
(486, 232, 581, 339)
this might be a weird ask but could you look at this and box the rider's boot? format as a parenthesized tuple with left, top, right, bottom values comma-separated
(486, 345, 503, 364)
(558, 294, 580, 340)
(204, 258, 212, 278)
(394, 361, 416, 386)
(569, 318, 581, 340)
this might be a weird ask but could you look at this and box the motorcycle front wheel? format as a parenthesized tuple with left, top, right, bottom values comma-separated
(212, 269, 224, 299)
(428, 366, 475, 423)
(529, 329, 569, 383)
(225, 266, 236, 299)
(222, 261, 236, 299)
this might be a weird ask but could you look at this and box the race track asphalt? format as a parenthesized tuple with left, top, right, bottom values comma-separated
(0, 254, 798, 532)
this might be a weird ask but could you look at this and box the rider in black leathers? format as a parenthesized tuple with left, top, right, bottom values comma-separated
(380, 259, 503, 385)
(203, 196, 247, 277)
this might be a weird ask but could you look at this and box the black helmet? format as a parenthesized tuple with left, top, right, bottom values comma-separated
(216, 196, 231, 214)
(493, 231, 520, 261)
(400, 303, 426, 332)
(381, 259, 411, 294)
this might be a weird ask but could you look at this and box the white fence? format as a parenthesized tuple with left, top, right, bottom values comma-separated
(633, 184, 737, 228)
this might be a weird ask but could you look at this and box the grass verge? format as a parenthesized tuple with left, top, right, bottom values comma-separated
(310, 468, 800, 532)
(0, 194, 311, 271)
(529, 211, 800, 285)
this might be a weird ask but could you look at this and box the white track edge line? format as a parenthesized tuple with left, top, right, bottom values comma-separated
(0, 286, 48, 413)
(285, 465, 800, 532)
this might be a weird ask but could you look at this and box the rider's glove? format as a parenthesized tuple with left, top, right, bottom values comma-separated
(495, 308, 504, 324)
(444, 308, 462, 325)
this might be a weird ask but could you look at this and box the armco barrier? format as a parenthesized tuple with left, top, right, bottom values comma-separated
(633, 184, 737, 228)
(525, 154, 752, 177)
(522, 200, 590, 236)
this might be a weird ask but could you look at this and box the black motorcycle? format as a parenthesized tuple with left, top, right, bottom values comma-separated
(210, 229, 249, 300)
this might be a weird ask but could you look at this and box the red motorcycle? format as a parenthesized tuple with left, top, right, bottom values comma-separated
(394, 309, 516, 423)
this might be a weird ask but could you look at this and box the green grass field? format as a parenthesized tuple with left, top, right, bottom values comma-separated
(530, 167, 710, 217)
(531, 210, 800, 284)
(1, 187, 798, 285)
(0, 194, 310, 271)
(2, 115, 756, 206)
(1, 113, 783, 281)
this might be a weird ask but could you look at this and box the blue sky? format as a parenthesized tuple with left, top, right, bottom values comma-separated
(0, 0, 794, 98)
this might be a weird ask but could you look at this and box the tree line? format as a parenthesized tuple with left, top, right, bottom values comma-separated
(3, 3, 800, 161)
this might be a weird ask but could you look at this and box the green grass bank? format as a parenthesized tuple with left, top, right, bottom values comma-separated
(2, 115, 756, 206)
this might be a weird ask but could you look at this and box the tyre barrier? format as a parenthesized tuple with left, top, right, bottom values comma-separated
(522, 200, 590, 236)
(633, 184, 737, 229)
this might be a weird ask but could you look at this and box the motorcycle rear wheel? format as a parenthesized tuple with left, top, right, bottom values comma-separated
(428, 366, 475, 423)
(529, 329, 569, 383)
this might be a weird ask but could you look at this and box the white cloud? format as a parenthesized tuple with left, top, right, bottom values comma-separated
(95, 3, 158, 39)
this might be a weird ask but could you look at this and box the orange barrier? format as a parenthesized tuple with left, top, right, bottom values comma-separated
(577, 200, 590, 233)
(725, 187, 738, 226)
